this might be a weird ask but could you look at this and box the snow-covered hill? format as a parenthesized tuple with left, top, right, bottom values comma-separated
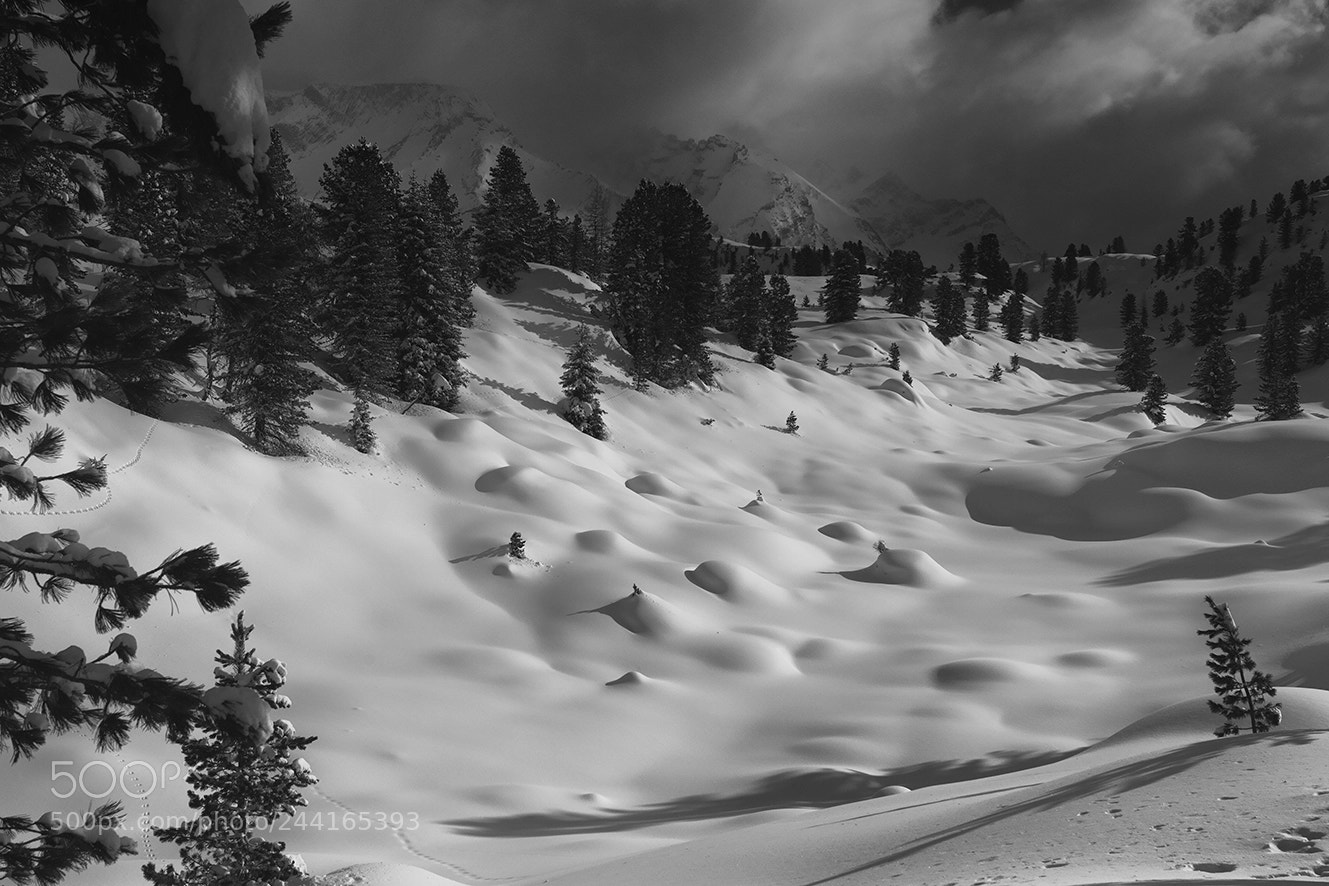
(22, 255, 1329, 886)
(266, 83, 602, 214)
(849, 170, 1035, 264)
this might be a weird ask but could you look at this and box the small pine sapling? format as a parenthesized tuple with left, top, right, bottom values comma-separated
(887, 343, 901, 370)
(1009, 354, 1020, 372)
(988, 363, 1003, 382)
(143, 613, 317, 886)
(1140, 374, 1168, 424)
(508, 532, 526, 560)
(785, 411, 799, 434)
(348, 391, 376, 454)
(1197, 596, 1281, 736)
(902, 370, 913, 386)
(817, 353, 829, 371)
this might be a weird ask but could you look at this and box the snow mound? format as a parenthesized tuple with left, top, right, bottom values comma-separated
(605, 670, 652, 687)
(684, 560, 791, 606)
(625, 471, 695, 502)
(1092, 686, 1329, 754)
(681, 632, 801, 675)
(575, 588, 695, 637)
(1054, 648, 1137, 669)
(817, 521, 877, 543)
(320, 862, 468, 886)
(840, 547, 963, 588)
(931, 657, 1056, 690)
(574, 529, 625, 553)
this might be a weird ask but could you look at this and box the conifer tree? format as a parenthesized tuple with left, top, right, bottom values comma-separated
(395, 178, 466, 410)
(1190, 338, 1238, 418)
(1115, 321, 1156, 391)
(1000, 292, 1025, 342)
(1028, 313, 1041, 341)
(817, 354, 830, 371)
(349, 392, 376, 453)
(542, 198, 566, 267)
(932, 277, 967, 343)
(887, 343, 901, 370)
(1119, 292, 1138, 327)
(1058, 291, 1080, 340)
(1255, 312, 1303, 420)
(1198, 596, 1280, 737)
(318, 140, 401, 393)
(1165, 317, 1187, 345)
(220, 131, 318, 454)
(785, 411, 799, 434)
(2, 6, 273, 883)
(724, 256, 769, 349)
(474, 145, 541, 293)
(822, 250, 863, 323)
(426, 170, 475, 327)
(142, 613, 317, 886)
(560, 327, 607, 439)
(902, 370, 913, 386)
(957, 242, 977, 290)
(583, 182, 613, 279)
(568, 214, 585, 274)
(508, 532, 526, 560)
(988, 363, 1003, 382)
(767, 274, 798, 358)
(754, 334, 776, 369)
(1141, 374, 1168, 424)
(1188, 267, 1233, 347)
(1307, 314, 1329, 366)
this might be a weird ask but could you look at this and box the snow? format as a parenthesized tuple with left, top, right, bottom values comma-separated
(145, 0, 269, 187)
(13, 254, 1329, 886)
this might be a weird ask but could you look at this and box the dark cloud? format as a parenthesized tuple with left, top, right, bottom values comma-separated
(245, 0, 1329, 252)
(932, 0, 1023, 26)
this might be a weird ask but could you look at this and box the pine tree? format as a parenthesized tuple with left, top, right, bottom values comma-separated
(1190, 338, 1238, 418)
(349, 392, 376, 453)
(395, 178, 466, 410)
(567, 214, 585, 274)
(219, 131, 318, 455)
(559, 326, 607, 439)
(142, 614, 317, 886)
(1140, 374, 1169, 424)
(957, 241, 977, 290)
(1058, 290, 1080, 340)
(817, 353, 830, 371)
(767, 274, 798, 358)
(1165, 317, 1187, 345)
(887, 343, 901, 370)
(1188, 267, 1233, 346)
(1028, 313, 1042, 341)
(318, 140, 401, 393)
(2, 7, 269, 882)
(1009, 354, 1021, 372)
(583, 182, 613, 279)
(1115, 321, 1156, 391)
(1119, 292, 1138, 327)
(1307, 314, 1329, 366)
(754, 334, 776, 369)
(785, 411, 799, 434)
(988, 363, 1003, 382)
(932, 277, 967, 343)
(1197, 596, 1280, 737)
(723, 256, 769, 349)
(474, 145, 541, 293)
(822, 250, 863, 323)
(1000, 292, 1025, 342)
(606, 181, 718, 387)
(426, 170, 475, 327)
(542, 198, 566, 267)
(1255, 312, 1303, 420)
(901, 370, 913, 386)
(508, 532, 526, 560)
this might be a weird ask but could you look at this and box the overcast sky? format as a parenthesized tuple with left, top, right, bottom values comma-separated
(245, 0, 1329, 251)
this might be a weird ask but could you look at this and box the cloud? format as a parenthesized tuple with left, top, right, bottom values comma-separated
(932, 0, 1024, 26)
(246, 0, 1329, 251)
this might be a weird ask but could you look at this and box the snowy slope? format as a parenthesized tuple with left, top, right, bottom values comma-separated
(16, 265, 1329, 886)
(267, 83, 603, 213)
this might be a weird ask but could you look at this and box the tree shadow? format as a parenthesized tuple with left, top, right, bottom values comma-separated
(969, 388, 1116, 416)
(447, 544, 510, 564)
(443, 748, 1082, 837)
(1098, 519, 1329, 586)
(799, 730, 1324, 885)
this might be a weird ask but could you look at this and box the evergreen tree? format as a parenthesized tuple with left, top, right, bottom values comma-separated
(1, 7, 270, 883)
(1307, 314, 1329, 366)
(394, 178, 466, 410)
(785, 411, 799, 434)
(1165, 317, 1187, 345)
(474, 145, 541, 293)
(606, 181, 718, 387)
(822, 250, 863, 323)
(724, 256, 769, 348)
(932, 277, 967, 343)
(426, 170, 475, 327)
(754, 334, 776, 369)
(542, 198, 566, 267)
(887, 343, 901, 370)
(583, 182, 613, 278)
(767, 274, 798, 358)
(988, 363, 1003, 382)
(1190, 338, 1238, 418)
(902, 370, 913, 386)
(349, 392, 376, 453)
(1028, 313, 1042, 341)
(1140, 374, 1169, 424)
(1115, 321, 1156, 391)
(1119, 292, 1138, 327)
(1152, 290, 1169, 317)
(1255, 311, 1303, 420)
(508, 532, 526, 560)
(817, 353, 830, 371)
(219, 131, 318, 455)
(1012, 267, 1029, 295)
(1198, 596, 1280, 736)
(318, 140, 401, 393)
(567, 214, 585, 274)
(1000, 292, 1025, 342)
(957, 241, 977, 290)
(1080, 261, 1104, 298)
(142, 614, 317, 886)
(559, 326, 607, 439)
(1188, 267, 1233, 346)
(1039, 286, 1063, 338)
